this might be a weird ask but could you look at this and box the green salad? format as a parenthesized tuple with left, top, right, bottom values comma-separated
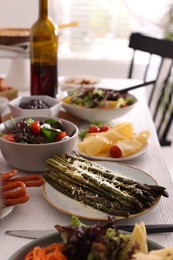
(63, 87, 135, 109)
(0, 118, 71, 144)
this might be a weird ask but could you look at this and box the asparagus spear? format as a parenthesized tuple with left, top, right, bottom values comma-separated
(64, 154, 169, 199)
(63, 155, 155, 207)
(44, 172, 130, 217)
(47, 157, 143, 211)
(45, 154, 169, 217)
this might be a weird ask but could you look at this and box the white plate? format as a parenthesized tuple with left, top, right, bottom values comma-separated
(60, 74, 101, 89)
(0, 206, 14, 220)
(74, 143, 148, 162)
(42, 161, 159, 220)
(8, 232, 163, 260)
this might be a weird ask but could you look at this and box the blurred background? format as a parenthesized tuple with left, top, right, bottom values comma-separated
(0, 0, 172, 175)
(0, 0, 172, 80)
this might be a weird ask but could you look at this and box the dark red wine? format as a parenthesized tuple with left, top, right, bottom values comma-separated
(31, 63, 58, 97)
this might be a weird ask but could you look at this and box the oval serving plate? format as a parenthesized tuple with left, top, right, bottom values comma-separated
(8, 232, 163, 260)
(42, 161, 160, 221)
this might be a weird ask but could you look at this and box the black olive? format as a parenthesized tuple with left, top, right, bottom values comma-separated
(19, 99, 51, 109)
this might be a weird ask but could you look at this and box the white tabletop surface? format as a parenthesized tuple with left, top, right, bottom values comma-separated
(0, 78, 173, 259)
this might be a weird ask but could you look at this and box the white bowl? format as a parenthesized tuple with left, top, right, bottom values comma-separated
(8, 95, 62, 118)
(60, 74, 100, 90)
(62, 93, 138, 121)
(0, 116, 78, 172)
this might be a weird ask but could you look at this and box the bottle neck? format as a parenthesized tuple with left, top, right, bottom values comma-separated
(39, 0, 48, 19)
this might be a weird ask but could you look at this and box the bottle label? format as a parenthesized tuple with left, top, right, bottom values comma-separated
(33, 35, 53, 41)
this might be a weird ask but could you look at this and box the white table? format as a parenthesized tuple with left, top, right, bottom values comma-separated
(0, 78, 173, 260)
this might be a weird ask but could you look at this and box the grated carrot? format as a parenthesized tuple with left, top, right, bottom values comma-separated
(24, 243, 67, 260)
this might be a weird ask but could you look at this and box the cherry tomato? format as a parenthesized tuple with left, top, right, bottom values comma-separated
(55, 131, 67, 141)
(120, 104, 127, 108)
(109, 145, 122, 158)
(88, 126, 100, 133)
(99, 125, 109, 132)
(31, 121, 41, 134)
(1, 134, 15, 142)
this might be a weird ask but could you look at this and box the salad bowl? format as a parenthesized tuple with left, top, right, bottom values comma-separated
(8, 217, 164, 260)
(62, 87, 138, 121)
(0, 116, 78, 172)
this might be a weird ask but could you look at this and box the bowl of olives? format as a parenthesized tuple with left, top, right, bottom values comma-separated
(8, 95, 62, 118)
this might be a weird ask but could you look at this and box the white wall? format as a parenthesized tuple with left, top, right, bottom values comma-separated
(0, 0, 38, 28)
(0, 0, 38, 79)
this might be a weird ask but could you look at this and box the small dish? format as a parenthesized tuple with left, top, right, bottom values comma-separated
(8, 95, 62, 118)
(60, 74, 100, 90)
(0, 206, 14, 220)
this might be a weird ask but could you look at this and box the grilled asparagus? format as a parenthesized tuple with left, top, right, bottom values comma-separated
(44, 154, 169, 217)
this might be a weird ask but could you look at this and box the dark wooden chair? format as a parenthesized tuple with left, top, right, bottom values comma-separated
(128, 32, 173, 146)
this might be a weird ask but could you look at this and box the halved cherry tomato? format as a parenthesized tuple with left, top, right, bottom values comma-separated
(55, 131, 67, 141)
(31, 121, 41, 134)
(120, 104, 127, 108)
(109, 145, 122, 158)
(99, 125, 109, 132)
(88, 126, 100, 133)
(1, 134, 15, 142)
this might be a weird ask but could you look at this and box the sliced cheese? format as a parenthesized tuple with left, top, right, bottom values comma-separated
(78, 122, 134, 156)
(78, 135, 110, 156)
(86, 122, 134, 143)
(115, 131, 150, 157)
(130, 222, 148, 254)
(133, 248, 173, 259)
(78, 123, 150, 158)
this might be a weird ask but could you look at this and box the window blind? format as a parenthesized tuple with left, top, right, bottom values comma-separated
(50, 0, 140, 54)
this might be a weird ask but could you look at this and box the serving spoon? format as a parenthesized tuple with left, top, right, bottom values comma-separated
(118, 79, 156, 94)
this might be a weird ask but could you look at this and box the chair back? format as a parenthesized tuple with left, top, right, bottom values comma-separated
(128, 33, 173, 146)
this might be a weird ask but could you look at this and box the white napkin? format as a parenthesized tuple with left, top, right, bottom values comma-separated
(0, 42, 30, 53)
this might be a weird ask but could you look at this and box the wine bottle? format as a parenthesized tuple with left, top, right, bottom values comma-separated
(30, 0, 58, 97)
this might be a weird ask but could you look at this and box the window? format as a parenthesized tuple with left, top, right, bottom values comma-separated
(50, 0, 171, 60)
